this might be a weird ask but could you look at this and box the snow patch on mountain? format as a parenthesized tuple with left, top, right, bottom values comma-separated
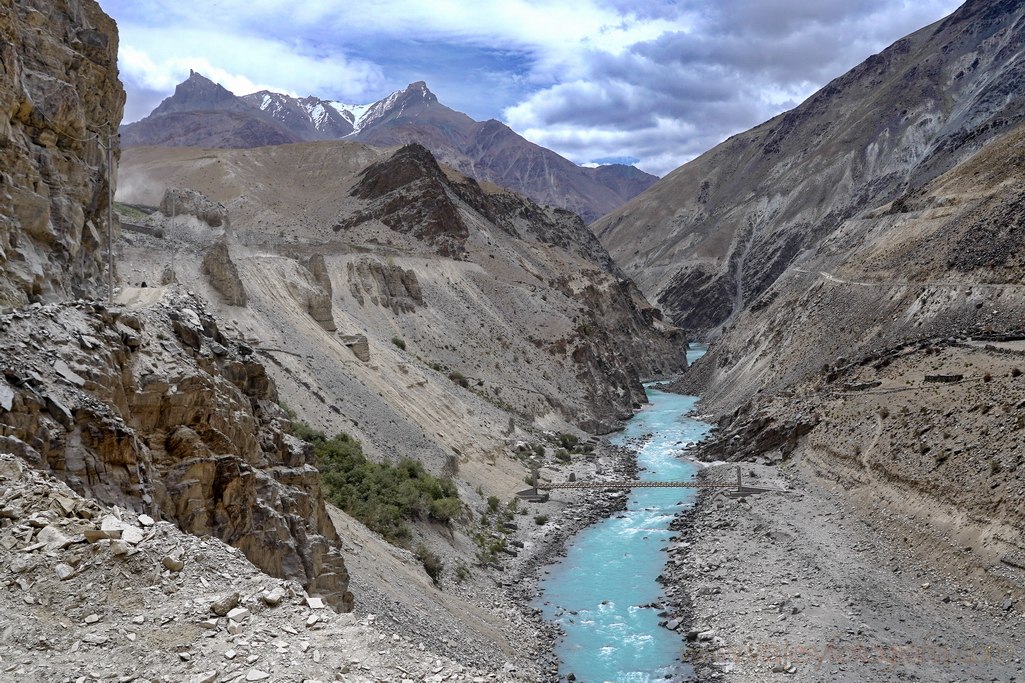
(329, 102, 372, 128)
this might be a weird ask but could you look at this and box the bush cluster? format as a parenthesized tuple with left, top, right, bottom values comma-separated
(297, 424, 461, 545)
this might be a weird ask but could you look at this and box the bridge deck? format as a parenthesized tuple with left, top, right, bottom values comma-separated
(541, 481, 737, 490)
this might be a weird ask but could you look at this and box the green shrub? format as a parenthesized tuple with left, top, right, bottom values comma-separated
(534, 515, 549, 526)
(487, 495, 500, 513)
(555, 449, 571, 463)
(557, 433, 579, 450)
(391, 337, 406, 351)
(298, 424, 460, 545)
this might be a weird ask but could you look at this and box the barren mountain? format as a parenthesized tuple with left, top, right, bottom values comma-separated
(635, 4, 1025, 675)
(120, 76, 658, 223)
(594, 0, 1025, 335)
(120, 71, 302, 148)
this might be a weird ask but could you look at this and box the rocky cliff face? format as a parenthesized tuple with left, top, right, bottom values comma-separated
(595, 0, 1025, 335)
(0, 0, 125, 305)
(0, 294, 352, 610)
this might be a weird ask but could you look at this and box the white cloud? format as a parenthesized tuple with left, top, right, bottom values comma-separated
(101, 0, 964, 174)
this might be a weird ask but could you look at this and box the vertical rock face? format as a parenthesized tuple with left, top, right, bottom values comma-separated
(346, 258, 424, 314)
(202, 241, 248, 306)
(302, 254, 336, 331)
(0, 0, 125, 306)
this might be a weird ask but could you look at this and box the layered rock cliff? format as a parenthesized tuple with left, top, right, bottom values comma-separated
(0, 294, 352, 609)
(0, 0, 125, 305)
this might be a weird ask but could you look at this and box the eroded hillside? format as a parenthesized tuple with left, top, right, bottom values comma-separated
(595, 0, 1025, 335)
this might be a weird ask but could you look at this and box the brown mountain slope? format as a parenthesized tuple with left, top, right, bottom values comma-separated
(594, 0, 1025, 335)
(121, 76, 658, 223)
(116, 141, 686, 450)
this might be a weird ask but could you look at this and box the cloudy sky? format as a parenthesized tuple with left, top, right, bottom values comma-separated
(98, 0, 963, 176)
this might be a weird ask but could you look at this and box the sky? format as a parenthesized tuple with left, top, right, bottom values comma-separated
(98, 0, 964, 177)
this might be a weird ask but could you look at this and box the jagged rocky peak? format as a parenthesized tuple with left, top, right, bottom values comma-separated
(0, 0, 125, 305)
(351, 142, 448, 198)
(338, 143, 471, 256)
(151, 70, 249, 116)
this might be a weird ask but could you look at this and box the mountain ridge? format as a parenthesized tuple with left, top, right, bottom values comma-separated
(120, 74, 658, 223)
(594, 0, 1025, 334)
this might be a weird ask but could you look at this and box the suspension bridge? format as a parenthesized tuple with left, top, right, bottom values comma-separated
(517, 466, 782, 502)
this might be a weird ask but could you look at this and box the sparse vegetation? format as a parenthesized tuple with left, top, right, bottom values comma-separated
(391, 336, 406, 351)
(534, 514, 549, 526)
(297, 423, 460, 546)
(448, 370, 469, 388)
(415, 543, 444, 585)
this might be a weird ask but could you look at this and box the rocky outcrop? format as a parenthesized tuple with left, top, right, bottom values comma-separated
(337, 144, 470, 257)
(338, 334, 371, 362)
(0, 0, 125, 306)
(161, 188, 229, 228)
(347, 258, 424, 314)
(201, 241, 247, 306)
(302, 254, 336, 331)
(0, 295, 352, 610)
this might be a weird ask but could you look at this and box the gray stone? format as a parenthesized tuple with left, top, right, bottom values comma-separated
(99, 515, 126, 539)
(261, 587, 286, 607)
(55, 563, 75, 580)
(36, 526, 72, 549)
(53, 359, 87, 387)
(211, 592, 240, 617)
(162, 555, 185, 572)
(226, 607, 250, 622)
(121, 526, 144, 545)
(82, 633, 109, 646)
(0, 382, 14, 412)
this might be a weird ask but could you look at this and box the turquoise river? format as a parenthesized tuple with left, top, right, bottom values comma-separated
(537, 345, 711, 682)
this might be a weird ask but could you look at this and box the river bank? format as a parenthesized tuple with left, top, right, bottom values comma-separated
(666, 461, 1025, 682)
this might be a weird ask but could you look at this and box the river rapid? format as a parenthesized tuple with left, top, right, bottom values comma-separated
(536, 346, 711, 682)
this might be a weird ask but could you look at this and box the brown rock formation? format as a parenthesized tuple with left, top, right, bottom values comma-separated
(0, 296, 352, 610)
(347, 258, 424, 314)
(0, 0, 125, 305)
(161, 187, 229, 228)
(302, 254, 336, 331)
(201, 240, 248, 306)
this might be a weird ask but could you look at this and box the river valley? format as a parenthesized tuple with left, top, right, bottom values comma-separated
(537, 346, 710, 682)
